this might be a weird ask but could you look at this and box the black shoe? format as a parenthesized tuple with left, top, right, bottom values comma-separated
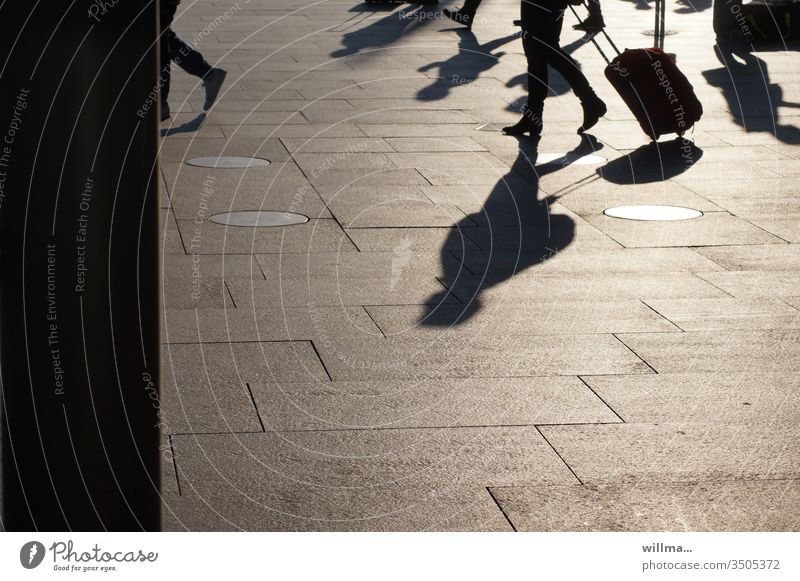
(573, 18, 605, 33)
(202, 68, 227, 111)
(160, 101, 170, 122)
(578, 97, 606, 134)
(442, 8, 474, 28)
(502, 116, 542, 140)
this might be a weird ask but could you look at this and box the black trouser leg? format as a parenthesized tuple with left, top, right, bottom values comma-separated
(587, 0, 603, 21)
(159, 2, 176, 104)
(520, 1, 598, 130)
(159, 0, 212, 104)
(168, 33, 213, 79)
(462, 0, 483, 14)
(544, 12, 597, 103)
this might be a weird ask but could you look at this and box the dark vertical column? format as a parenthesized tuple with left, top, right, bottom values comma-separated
(654, 0, 666, 50)
(0, 1, 161, 530)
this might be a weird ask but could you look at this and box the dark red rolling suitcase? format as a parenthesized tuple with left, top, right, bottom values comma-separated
(570, 5, 703, 140)
(604, 48, 703, 139)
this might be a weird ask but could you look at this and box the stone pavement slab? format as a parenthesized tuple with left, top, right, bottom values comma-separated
(163, 306, 381, 343)
(583, 372, 800, 425)
(643, 297, 800, 331)
(539, 423, 800, 483)
(248, 376, 620, 431)
(490, 480, 800, 531)
(366, 301, 678, 337)
(154, 0, 800, 531)
(616, 330, 800, 373)
(316, 335, 651, 381)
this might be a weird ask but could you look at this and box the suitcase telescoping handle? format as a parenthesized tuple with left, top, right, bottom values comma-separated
(566, 2, 621, 65)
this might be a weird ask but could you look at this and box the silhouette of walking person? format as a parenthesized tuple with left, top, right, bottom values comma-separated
(444, 0, 605, 32)
(160, 0, 227, 121)
(503, 0, 607, 143)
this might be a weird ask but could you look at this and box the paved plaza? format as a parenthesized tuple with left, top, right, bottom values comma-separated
(159, 0, 800, 530)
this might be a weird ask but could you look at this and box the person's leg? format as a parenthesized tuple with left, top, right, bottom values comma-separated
(442, 0, 482, 27)
(159, 0, 178, 110)
(545, 8, 606, 132)
(573, 0, 605, 32)
(168, 33, 212, 79)
(164, 4, 227, 111)
(462, 0, 483, 13)
(545, 11, 595, 102)
(503, 2, 553, 137)
(587, 0, 604, 22)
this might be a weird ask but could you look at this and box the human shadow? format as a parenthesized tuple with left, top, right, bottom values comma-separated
(419, 135, 603, 327)
(702, 42, 800, 144)
(597, 138, 704, 184)
(160, 113, 206, 137)
(331, 4, 436, 59)
(416, 30, 519, 101)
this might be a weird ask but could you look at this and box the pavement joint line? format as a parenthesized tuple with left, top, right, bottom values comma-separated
(361, 306, 387, 338)
(166, 422, 628, 437)
(223, 279, 238, 308)
(308, 339, 334, 382)
(577, 376, 626, 424)
(638, 299, 685, 333)
(534, 426, 584, 486)
(485, 487, 518, 532)
(164, 339, 329, 345)
(737, 216, 794, 244)
(611, 333, 659, 375)
(689, 272, 736, 298)
(777, 298, 800, 314)
(168, 435, 183, 497)
(433, 276, 465, 304)
(245, 382, 267, 433)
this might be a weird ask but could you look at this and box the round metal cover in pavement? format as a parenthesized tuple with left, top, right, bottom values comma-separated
(537, 153, 606, 166)
(603, 205, 703, 221)
(209, 211, 309, 227)
(186, 156, 270, 168)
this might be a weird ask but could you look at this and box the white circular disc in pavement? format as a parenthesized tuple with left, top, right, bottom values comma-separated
(603, 205, 703, 221)
(209, 211, 309, 227)
(536, 153, 606, 166)
(186, 156, 270, 168)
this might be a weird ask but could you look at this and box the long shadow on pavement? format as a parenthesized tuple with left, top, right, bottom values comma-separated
(419, 135, 603, 327)
(703, 42, 800, 144)
(332, 4, 437, 59)
(416, 29, 519, 101)
(598, 138, 704, 184)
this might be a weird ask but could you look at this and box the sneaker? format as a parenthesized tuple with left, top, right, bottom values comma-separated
(202, 68, 227, 111)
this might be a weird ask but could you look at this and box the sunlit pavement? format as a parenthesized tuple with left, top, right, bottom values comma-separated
(159, 0, 800, 531)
